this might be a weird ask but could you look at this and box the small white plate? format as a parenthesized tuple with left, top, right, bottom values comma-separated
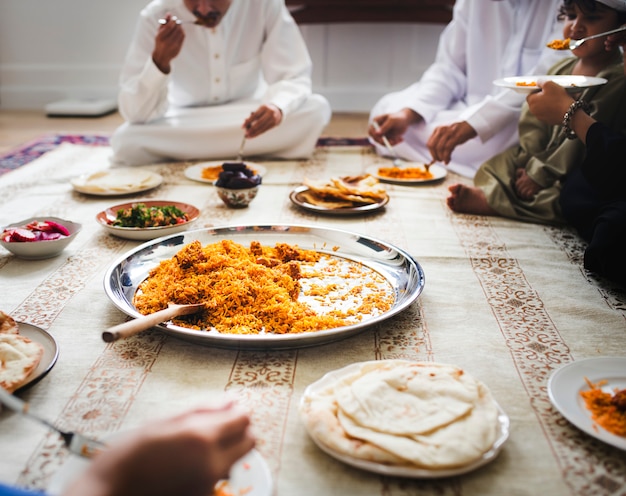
(184, 161, 267, 184)
(15, 322, 59, 393)
(71, 169, 163, 196)
(48, 448, 272, 496)
(300, 361, 510, 478)
(365, 164, 446, 185)
(493, 75, 607, 94)
(96, 201, 200, 241)
(548, 356, 626, 450)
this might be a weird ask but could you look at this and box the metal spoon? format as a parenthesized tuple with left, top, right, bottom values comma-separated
(371, 121, 405, 167)
(0, 387, 105, 459)
(237, 134, 246, 162)
(569, 25, 626, 50)
(102, 302, 205, 342)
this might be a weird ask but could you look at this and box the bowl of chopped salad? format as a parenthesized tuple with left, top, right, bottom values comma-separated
(96, 201, 200, 241)
(0, 217, 82, 259)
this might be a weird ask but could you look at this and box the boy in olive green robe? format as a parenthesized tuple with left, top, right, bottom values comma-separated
(446, 0, 626, 224)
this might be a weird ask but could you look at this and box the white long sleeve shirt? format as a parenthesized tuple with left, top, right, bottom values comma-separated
(399, 0, 566, 143)
(118, 0, 313, 124)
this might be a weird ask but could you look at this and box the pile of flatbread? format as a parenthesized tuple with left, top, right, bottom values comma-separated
(0, 311, 44, 393)
(301, 174, 387, 209)
(71, 168, 160, 194)
(299, 360, 502, 470)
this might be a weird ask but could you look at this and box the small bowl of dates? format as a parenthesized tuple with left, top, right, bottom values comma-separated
(0, 217, 82, 259)
(215, 162, 262, 208)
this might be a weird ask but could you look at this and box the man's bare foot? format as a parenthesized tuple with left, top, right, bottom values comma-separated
(446, 184, 498, 216)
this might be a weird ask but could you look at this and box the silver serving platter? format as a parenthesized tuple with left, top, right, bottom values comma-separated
(103, 224, 425, 349)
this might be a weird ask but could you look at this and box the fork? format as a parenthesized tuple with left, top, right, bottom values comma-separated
(569, 25, 626, 50)
(0, 387, 105, 459)
(371, 121, 405, 167)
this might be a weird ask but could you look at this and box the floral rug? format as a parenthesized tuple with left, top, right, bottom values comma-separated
(0, 134, 370, 176)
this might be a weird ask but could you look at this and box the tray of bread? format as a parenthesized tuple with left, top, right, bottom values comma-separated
(290, 174, 389, 215)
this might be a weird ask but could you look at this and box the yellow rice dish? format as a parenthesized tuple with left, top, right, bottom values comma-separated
(133, 239, 394, 335)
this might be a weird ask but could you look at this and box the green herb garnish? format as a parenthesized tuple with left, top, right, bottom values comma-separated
(112, 203, 189, 228)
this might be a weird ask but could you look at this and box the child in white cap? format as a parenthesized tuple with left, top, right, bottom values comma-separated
(526, 2, 626, 286)
(447, 0, 626, 229)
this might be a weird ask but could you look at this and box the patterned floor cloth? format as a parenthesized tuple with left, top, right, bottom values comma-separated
(0, 141, 624, 496)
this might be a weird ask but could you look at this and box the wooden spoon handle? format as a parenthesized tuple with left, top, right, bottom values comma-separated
(102, 306, 182, 343)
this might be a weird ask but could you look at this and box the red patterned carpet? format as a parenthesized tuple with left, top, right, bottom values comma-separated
(0, 134, 370, 176)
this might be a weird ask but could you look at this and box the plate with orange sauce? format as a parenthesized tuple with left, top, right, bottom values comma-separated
(185, 161, 267, 185)
(548, 357, 626, 451)
(365, 164, 446, 185)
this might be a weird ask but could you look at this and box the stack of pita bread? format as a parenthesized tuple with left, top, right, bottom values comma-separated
(71, 169, 159, 194)
(301, 175, 387, 209)
(299, 360, 503, 471)
(0, 311, 44, 393)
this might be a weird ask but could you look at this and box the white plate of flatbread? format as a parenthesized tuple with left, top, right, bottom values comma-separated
(71, 168, 163, 196)
(0, 311, 58, 394)
(299, 360, 509, 478)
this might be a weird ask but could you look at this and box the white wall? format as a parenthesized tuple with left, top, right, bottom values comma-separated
(0, 1, 444, 112)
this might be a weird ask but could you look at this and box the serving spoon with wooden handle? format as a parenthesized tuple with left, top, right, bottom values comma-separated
(102, 303, 205, 343)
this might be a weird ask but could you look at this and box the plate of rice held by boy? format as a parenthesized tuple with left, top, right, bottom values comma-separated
(299, 360, 510, 478)
(104, 224, 424, 349)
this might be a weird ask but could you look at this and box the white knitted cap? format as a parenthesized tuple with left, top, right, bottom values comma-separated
(596, 0, 626, 12)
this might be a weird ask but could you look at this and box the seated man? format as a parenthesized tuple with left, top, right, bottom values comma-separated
(111, 0, 331, 166)
(368, 0, 567, 178)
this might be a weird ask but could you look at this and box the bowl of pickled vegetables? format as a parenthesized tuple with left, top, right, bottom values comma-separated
(0, 217, 82, 259)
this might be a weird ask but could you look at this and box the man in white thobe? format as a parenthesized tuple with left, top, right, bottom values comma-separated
(111, 0, 331, 166)
(369, 0, 568, 178)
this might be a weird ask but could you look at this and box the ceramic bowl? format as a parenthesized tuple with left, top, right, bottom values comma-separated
(96, 200, 200, 241)
(0, 217, 82, 260)
(216, 186, 259, 208)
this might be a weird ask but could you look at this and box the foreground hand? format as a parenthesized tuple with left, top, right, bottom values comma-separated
(514, 168, 542, 201)
(369, 109, 421, 146)
(243, 104, 283, 138)
(64, 402, 255, 496)
(426, 121, 476, 165)
(526, 81, 574, 126)
(152, 13, 185, 74)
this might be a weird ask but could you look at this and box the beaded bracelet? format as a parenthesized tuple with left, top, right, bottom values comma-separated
(562, 99, 591, 139)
